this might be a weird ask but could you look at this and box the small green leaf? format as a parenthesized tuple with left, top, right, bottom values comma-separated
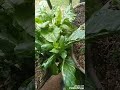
(53, 27, 61, 40)
(36, 21, 49, 29)
(50, 48, 59, 54)
(41, 43, 53, 51)
(35, 40, 41, 51)
(60, 24, 72, 31)
(62, 57, 76, 89)
(54, 7, 62, 25)
(61, 50, 67, 60)
(50, 62, 59, 75)
(69, 27, 85, 42)
(42, 55, 56, 69)
(59, 35, 65, 49)
(63, 5, 76, 22)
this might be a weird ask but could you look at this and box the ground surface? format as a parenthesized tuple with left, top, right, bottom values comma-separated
(92, 33, 120, 90)
(73, 3, 85, 70)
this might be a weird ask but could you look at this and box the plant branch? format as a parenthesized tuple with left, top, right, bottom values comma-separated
(46, 0, 52, 9)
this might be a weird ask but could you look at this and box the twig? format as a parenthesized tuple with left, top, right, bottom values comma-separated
(46, 0, 52, 9)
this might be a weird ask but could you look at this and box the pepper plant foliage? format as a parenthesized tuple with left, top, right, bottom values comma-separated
(35, 5, 85, 89)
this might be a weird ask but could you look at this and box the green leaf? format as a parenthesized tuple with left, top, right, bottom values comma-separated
(61, 50, 67, 60)
(50, 62, 59, 75)
(69, 27, 85, 42)
(86, 9, 120, 35)
(54, 7, 62, 25)
(50, 48, 59, 54)
(62, 57, 76, 89)
(59, 35, 65, 49)
(60, 24, 72, 31)
(41, 27, 61, 42)
(41, 31, 55, 42)
(35, 40, 41, 51)
(42, 55, 56, 69)
(53, 27, 61, 40)
(63, 5, 76, 22)
(36, 21, 49, 29)
(41, 43, 53, 52)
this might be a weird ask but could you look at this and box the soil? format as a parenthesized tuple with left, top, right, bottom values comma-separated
(88, 1, 120, 89)
(92, 33, 120, 90)
(73, 42, 85, 70)
(73, 2, 85, 27)
(73, 2, 85, 70)
(35, 66, 45, 89)
(35, 62, 51, 89)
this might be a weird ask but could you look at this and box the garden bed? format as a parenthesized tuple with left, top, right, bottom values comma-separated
(73, 2, 85, 73)
(92, 33, 120, 89)
(86, 0, 120, 89)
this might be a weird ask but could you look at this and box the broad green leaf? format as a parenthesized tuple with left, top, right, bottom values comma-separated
(41, 30, 56, 42)
(62, 57, 76, 89)
(69, 27, 85, 42)
(41, 27, 61, 42)
(42, 55, 56, 69)
(63, 5, 76, 22)
(86, 9, 120, 35)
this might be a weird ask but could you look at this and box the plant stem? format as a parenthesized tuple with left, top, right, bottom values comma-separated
(46, 0, 52, 9)
(69, 0, 72, 5)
